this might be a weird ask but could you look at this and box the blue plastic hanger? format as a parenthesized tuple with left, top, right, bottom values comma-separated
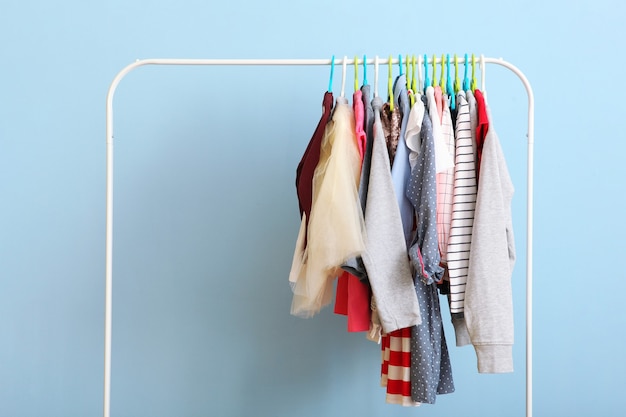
(398, 54, 403, 76)
(363, 54, 368, 86)
(354, 55, 359, 92)
(447, 54, 456, 110)
(328, 55, 335, 92)
(423, 53, 430, 93)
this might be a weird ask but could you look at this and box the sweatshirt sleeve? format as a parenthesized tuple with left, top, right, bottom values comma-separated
(464, 107, 516, 373)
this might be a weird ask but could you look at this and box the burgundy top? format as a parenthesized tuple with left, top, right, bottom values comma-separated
(295, 92, 334, 219)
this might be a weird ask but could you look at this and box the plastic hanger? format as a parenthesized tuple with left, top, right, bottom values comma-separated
(363, 54, 368, 86)
(440, 54, 446, 93)
(470, 53, 477, 91)
(447, 54, 455, 110)
(406, 55, 410, 90)
(463, 53, 470, 91)
(398, 54, 403, 76)
(446, 54, 453, 95)
(412, 55, 417, 92)
(340, 55, 347, 98)
(432, 54, 437, 89)
(423, 54, 430, 93)
(418, 55, 424, 94)
(407, 54, 414, 106)
(411, 55, 417, 93)
(354, 55, 359, 92)
(328, 55, 335, 92)
(480, 54, 486, 95)
(454, 54, 461, 94)
(374, 55, 379, 98)
(388, 55, 394, 112)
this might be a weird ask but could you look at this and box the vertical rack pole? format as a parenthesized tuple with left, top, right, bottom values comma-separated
(483, 58, 535, 417)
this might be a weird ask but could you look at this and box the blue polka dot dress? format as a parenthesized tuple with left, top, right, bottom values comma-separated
(405, 96, 455, 404)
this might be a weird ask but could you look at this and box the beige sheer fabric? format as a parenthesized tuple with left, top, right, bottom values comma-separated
(290, 99, 366, 317)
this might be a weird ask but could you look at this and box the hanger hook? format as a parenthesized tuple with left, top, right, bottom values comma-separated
(411, 55, 417, 91)
(454, 54, 460, 93)
(471, 53, 477, 91)
(406, 54, 410, 87)
(340, 56, 348, 97)
(432, 54, 437, 88)
(354, 55, 359, 92)
(388, 55, 394, 111)
(463, 53, 469, 91)
(446, 53, 453, 96)
(480, 54, 486, 94)
(328, 55, 335, 93)
(363, 54, 368, 86)
(374, 55, 379, 98)
(419, 54, 425, 93)
(440, 54, 445, 93)
(409, 55, 416, 105)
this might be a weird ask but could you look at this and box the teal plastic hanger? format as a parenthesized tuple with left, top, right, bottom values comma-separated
(399, 54, 403, 76)
(423, 53, 430, 93)
(463, 53, 469, 91)
(329, 55, 335, 92)
(447, 54, 455, 110)
(354, 55, 359, 92)
(363, 54, 368, 86)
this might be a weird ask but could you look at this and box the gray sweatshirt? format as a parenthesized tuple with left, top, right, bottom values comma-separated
(360, 96, 422, 333)
(464, 103, 516, 374)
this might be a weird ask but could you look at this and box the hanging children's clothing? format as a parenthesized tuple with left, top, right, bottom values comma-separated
(359, 94, 421, 333)
(391, 74, 416, 247)
(289, 56, 517, 405)
(446, 91, 477, 333)
(333, 87, 372, 333)
(289, 91, 333, 304)
(464, 97, 516, 373)
(406, 94, 454, 403)
(290, 97, 366, 317)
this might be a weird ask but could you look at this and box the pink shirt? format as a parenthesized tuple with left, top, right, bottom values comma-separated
(353, 90, 367, 162)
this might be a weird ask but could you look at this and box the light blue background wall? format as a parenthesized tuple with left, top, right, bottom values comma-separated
(1, 0, 625, 416)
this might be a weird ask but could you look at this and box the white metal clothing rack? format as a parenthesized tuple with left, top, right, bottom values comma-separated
(103, 56, 535, 417)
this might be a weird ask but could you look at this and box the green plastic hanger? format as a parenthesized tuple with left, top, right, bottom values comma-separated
(440, 54, 446, 94)
(432, 54, 437, 88)
(471, 53, 477, 91)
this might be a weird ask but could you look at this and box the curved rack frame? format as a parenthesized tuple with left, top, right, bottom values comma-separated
(104, 57, 534, 417)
